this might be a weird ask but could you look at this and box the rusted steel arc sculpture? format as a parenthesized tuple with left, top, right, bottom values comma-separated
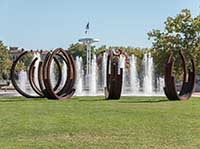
(11, 51, 42, 98)
(28, 56, 62, 97)
(10, 48, 76, 99)
(105, 49, 123, 99)
(28, 57, 44, 97)
(42, 48, 76, 99)
(164, 51, 196, 100)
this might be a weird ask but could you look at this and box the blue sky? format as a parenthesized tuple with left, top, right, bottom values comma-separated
(0, 0, 199, 50)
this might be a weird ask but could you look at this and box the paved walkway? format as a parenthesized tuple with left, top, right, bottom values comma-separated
(192, 92, 200, 97)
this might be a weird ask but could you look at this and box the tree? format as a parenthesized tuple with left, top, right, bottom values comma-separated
(0, 41, 12, 80)
(22, 52, 33, 70)
(68, 43, 86, 58)
(148, 9, 200, 76)
(68, 43, 96, 70)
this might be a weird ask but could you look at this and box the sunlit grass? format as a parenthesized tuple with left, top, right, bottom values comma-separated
(0, 96, 200, 148)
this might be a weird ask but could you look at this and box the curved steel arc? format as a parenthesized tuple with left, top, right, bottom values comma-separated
(10, 51, 42, 98)
(164, 51, 196, 100)
(10, 48, 76, 100)
(105, 49, 123, 99)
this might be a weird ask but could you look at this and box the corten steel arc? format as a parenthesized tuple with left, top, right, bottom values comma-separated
(10, 51, 42, 98)
(164, 51, 196, 100)
(42, 48, 76, 99)
(28, 56, 62, 97)
(104, 49, 123, 99)
(10, 48, 76, 99)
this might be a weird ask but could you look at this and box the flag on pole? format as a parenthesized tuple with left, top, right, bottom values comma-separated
(85, 22, 90, 34)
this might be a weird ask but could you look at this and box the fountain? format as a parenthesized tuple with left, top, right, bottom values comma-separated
(102, 52, 107, 88)
(12, 47, 165, 98)
(143, 53, 154, 95)
(78, 37, 99, 96)
(75, 56, 83, 95)
(10, 20, 163, 98)
(50, 60, 57, 87)
(74, 49, 162, 96)
(90, 54, 97, 95)
(120, 54, 126, 94)
(17, 53, 41, 96)
(18, 70, 28, 93)
(157, 77, 164, 93)
(130, 55, 139, 95)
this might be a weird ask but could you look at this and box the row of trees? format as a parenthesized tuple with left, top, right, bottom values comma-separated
(0, 9, 199, 80)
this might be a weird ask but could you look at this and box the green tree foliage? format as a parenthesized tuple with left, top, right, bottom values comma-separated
(148, 9, 200, 76)
(0, 41, 12, 80)
(22, 52, 33, 70)
(68, 43, 87, 66)
(68, 43, 96, 69)
(68, 43, 87, 59)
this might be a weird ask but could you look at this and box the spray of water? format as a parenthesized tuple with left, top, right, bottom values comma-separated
(50, 60, 56, 87)
(143, 53, 154, 95)
(130, 55, 139, 95)
(119, 55, 126, 94)
(18, 70, 28, 93)
(90, 54, 97, 95)
(75, 56, 83, 95)
(74, 52, 163, 96)
(102, 52, 107, 88)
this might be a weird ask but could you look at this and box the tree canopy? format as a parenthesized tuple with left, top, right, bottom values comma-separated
(148, 9, 200, 76)
(0, 41, 12, 80)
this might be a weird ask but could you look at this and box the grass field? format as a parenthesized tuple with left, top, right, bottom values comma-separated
(0, 96, 200, 148)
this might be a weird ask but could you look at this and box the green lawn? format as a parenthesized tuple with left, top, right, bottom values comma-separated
(0, 96, 200, 148)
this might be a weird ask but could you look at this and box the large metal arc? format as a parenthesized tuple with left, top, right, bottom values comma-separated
(10, 48, 76, 100)
(28, 56, 63, 97)
(105, 49, 123, 99)
(42, 48, 76, 99)
(164, 51, 196, 100)
(10, 51, 42, 98)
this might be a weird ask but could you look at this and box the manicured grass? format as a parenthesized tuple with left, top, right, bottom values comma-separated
(0, 96, 200, 148)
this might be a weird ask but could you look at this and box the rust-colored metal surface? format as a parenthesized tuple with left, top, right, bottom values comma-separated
(164, 51, 196, 100)
(104, 49, 123, 99)
(10, 48, 76, 100)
